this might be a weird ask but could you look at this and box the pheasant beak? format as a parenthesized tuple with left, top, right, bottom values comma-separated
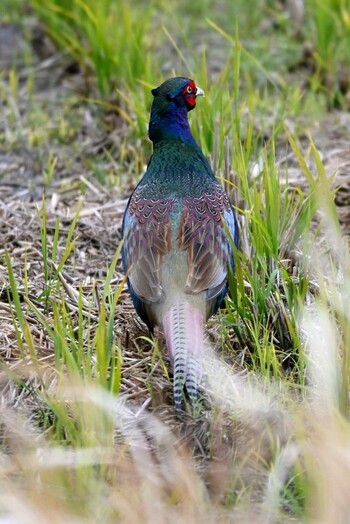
(195, 86, 205, 98)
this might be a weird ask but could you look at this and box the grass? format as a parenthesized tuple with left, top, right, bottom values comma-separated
(306, 0, 350, 100)
(1, 0, 350, 522)
(28, 0, 156, 95)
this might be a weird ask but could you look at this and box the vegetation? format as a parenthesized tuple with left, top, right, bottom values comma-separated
(1, 0, 350, 521)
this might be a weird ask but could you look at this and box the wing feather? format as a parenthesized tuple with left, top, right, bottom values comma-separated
(123, 182, 238, 305)
(178, 184, 237, 299)
(122, 188, 173, 303)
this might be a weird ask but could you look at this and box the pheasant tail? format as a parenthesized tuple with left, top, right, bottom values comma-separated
(163, 301, 204, 410)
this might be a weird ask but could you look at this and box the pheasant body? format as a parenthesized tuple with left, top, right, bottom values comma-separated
(122, 77, 238, 409)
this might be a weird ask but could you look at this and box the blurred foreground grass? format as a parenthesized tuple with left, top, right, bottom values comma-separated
(1, 0, 350, 522)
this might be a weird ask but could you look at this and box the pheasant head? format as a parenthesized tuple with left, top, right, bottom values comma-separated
(148, 77, 204, 143)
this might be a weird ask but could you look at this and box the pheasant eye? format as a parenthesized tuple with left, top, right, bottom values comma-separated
(186, 85, 193, 94)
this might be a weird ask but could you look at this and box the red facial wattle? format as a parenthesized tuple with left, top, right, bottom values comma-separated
(181, 80, 198, 109)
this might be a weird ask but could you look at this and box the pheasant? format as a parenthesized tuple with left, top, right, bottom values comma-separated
(122, 77, 239, 410)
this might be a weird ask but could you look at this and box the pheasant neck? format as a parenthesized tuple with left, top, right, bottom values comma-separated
(148, 105, 196, 145)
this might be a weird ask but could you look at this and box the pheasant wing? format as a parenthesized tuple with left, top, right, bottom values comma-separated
(122, 188, 173, 303)
(178, 184, 237, 299)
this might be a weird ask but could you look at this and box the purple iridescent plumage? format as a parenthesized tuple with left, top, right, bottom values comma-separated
(122, 77, 239, 410)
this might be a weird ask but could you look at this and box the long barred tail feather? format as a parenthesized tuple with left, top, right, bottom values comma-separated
(163, 301, 204, 411)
